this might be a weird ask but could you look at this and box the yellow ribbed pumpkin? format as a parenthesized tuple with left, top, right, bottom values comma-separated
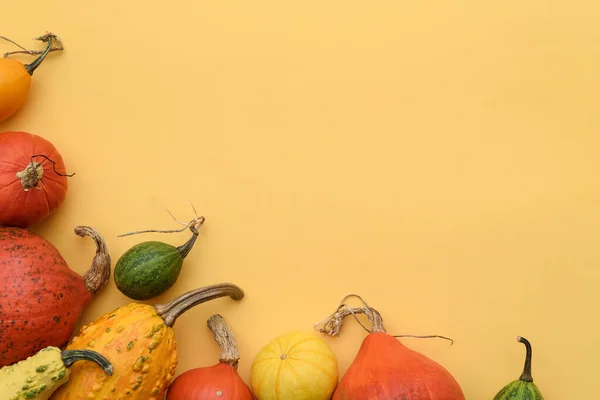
(250, 331, 339, 400)
(50, 283, 244, 400)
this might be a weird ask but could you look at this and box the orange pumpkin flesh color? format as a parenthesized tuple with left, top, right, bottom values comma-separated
(316, 294, 465, 400)
(0, 131, 74, 228)
(0, 33, 62, 122)
(50, 283, 244, 400)
(166, 314, 253, 400)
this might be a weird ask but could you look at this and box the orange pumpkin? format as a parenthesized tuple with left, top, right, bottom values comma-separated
(250, 331, 339, 400)
(50, 283, 245, 400)
(166, 314, 253, 400)
(0, 33, 63, 122)
(316, 294, 465, 400)
(0, 131, 73, 228)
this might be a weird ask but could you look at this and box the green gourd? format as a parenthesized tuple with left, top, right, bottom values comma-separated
(0, 346, 112, 400)
(493, 336, 545, 400)
(114, 216, 205, 300)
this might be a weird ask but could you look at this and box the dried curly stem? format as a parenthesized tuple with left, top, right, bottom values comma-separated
(2, 32, 64, 59)
(314, 294, 454, 344)
(117, 204, 205, 238)
(75, 226, 112, 294)
(207, 314, 241, 368)
(155, 283, 244, 327)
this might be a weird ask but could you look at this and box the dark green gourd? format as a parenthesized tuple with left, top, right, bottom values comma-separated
(493, 336, 545, 400)
(114, 217, 204, 300)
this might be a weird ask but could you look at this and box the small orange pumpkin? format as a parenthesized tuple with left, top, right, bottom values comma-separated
(250, 331, 339, 400)
(316, 294, 465, 400)
(0, 33, 63, 122)
(0, 131, 73, 228)
(166, 314, 253, 400)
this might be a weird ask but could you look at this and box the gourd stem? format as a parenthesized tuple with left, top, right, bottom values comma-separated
(155, 283, 244, 327)
(207, 314, 241, 368)
(518, 336, 534, 382)
(315, 294, 454, 344)
(176, 225, 199, 259)
(76, 226, 112, 294)
(61, 349, 114, 376)
(24, 35, 54, 75)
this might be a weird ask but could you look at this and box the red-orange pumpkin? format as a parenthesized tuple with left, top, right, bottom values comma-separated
(0, 226, 111, 367)
(316, 294, 465, 400)
(166, 314, 253, 400)
(0, 131, 72, 228)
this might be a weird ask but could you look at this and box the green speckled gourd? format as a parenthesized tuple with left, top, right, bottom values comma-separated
(114, 217, 205, 300)
(0, 346, 113, 400)
(493, 337, 545, 400)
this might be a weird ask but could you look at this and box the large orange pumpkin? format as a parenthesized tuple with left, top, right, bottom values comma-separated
(0, 131, 73, 227)
(250, 331, 339, 400)
(316, 294, 465, 400)
(166, 314, 253, 400)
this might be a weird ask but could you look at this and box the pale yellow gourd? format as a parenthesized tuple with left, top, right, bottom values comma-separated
(250, 331, 339, 400)
(0, 346, 112, 400)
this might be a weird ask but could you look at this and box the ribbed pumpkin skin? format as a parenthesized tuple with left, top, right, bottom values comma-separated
(50, 303, 178, 400)
(333, 332, 465, 400)
(0, 131, 68, 227)
(250, 331, 339, 400)
(166, 363, 254, 399)
(0, 228, 91, 367)
(493, 380, 544, 400)
(114, 241, 183, 300)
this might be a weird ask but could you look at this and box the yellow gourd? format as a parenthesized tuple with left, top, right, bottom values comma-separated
(250, 331, 339, 400)
(0, 346, 112, 400)
(50, 283, 244, 400)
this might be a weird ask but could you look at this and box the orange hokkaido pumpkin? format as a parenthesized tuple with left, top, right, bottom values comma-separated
(50, 283, 244, 400)
(0, 33, 63, 122)
(166, 314, 253, 400)
(0, 131, 73, 228)
(316, 294, 465, 400)
(250, 331, 339, 400)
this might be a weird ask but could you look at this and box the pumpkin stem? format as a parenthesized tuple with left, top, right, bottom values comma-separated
(21, 33, 63, 75)
(517, 336, 534, 382)
(207, 314, 241, 368)
(315, 294, 454, 344)
(76, 226, 112, 294)
(15, 161, 44, 191)
(155, 283, 244, 327)
(15, 155, 75, 191)
(1, 33, 63, 59)
(61, 349, 114, 376)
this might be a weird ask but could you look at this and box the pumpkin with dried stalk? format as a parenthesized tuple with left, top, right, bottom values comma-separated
(0, 33, 64, 122)
(315, 294, 465, 400)
(0, 131, 75, 228)
(166, 314, 253, 399)
(50, 283, 245, 400)
(0, 226, 111, 367)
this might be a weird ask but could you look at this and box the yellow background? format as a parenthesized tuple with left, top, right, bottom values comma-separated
(3, 1, 599, 398)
